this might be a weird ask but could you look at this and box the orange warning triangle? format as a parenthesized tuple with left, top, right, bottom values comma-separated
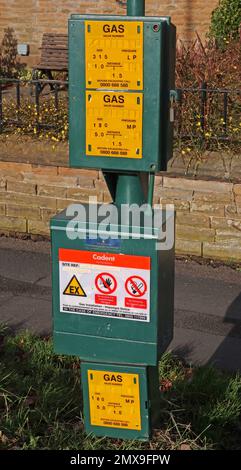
(63, 275, 87, 297)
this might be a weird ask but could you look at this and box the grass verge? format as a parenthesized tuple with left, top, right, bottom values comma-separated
(0, 324, 241, 450)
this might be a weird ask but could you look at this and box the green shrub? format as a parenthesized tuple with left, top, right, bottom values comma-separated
(0, 27, 25, 78)
(210, 0, 241, 44)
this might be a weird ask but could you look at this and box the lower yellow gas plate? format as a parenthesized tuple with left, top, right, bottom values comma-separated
(86, 91, 143, 159)
(88, 369, 141, 430)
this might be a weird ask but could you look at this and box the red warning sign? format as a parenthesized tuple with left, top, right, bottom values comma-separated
(95, 294, 117, 306)
(125, 276, 147, 298)
(95, 272, 117, 295)
(59, 249, 150, 322)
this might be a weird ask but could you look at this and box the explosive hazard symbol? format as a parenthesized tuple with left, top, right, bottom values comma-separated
(95, 272, 117, 295)
(125, 276, 147, 298)
(63, 275, 87, 297)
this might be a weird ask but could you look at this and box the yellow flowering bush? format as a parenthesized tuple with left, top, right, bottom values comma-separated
(0, 91, 68, 142)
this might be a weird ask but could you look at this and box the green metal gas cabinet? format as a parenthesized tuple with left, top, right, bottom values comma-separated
(69, 14, 176, 172)
(51, 206, 175, 366)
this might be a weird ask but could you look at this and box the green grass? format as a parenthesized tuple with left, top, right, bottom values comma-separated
(0, 324, 241, 450)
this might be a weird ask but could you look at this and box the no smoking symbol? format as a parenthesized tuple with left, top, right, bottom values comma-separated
(95, 272, 117, 295)
(125, 276, 147, 298)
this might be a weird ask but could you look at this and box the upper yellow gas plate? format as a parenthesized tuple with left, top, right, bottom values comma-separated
(85, 21, 143, 90)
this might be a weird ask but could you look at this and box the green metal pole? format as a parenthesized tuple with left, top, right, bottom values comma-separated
(127, 0, 145, 16)
(115, 173, 146, 206)
(114, 0, 146, 207)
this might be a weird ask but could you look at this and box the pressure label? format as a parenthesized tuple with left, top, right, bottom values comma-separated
(85, 20, 143, 90)
(59, 249, 150, 322)
(86, 91, 143, 159)
(88, 370, 141, 430)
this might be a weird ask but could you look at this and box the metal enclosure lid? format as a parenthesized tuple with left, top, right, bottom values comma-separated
(51, 206, 175, 365)
(50, 206, 174, 240)
(70, 14, 171, 21)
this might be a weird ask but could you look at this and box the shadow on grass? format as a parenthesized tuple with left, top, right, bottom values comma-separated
(0, 325, 241, 450)
(208, 291, 241, 371)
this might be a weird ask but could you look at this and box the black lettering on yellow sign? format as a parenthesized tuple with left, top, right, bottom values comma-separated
(63, 275, 87, 297)
(103, 94, 124, 104)
(103, 374, 123, 383)
(103, 24, 125, 34)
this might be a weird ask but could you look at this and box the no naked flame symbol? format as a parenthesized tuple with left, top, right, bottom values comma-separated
(125, 276, 147, 298)
(95, 272, 117, 295)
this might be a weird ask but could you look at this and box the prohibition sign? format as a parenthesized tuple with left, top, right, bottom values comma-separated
(95, 272, 117, 295)
(125, 276, 147, 298)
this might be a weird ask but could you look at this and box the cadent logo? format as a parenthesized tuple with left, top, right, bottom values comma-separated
(93, 253, 115, 262)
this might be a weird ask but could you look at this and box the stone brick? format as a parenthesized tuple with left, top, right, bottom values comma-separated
(225, 204, 237, 216)
(56, 198, 87, 210)
(215, 228, 241, 241)
(3, 174, 24, 183)
(28, 220, 50, 237)
(176, 211, 210, 228)
(0, 215, 27, 232)
(0, 193, 56, 210)
(77, 176, 95, 188)
(0, 169, 23, 181)
(176, 225, 215, 242)
(163, 176, 233, 193)
(37, 185, 67, 198)
(0, 203, 5, 215)
(233, 184, 241, 196)
(6, 204, 41, 220)
(0, 177, 6, 190)
(58, 167, 98, 180)
(175, 239, 202, 257)
(159, 198, 190, 211)
(211, 216, 241, 229)
(7, 180, 37, 195)
(203, 241, 241, 262)
(41, 208, 58, 222)
(66, 187, 101, 201)
(193, 191, 232, 204)
(23, 173, 78, 187)
(155, 187, 193, 201)
(191, 202, 225, 216)
(235, 196, 241, 208)
(155, 175, 163, 186)
(30, 165, 57, 176)
(0, 161, 32, 174)
(103, 192, 113, 203)
(94, 180, 108, 191)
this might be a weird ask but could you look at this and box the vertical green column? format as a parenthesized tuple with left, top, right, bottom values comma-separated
(127, 0, 145, 16)
(115, 174, 146, 206)
(112, 0, 147, 207)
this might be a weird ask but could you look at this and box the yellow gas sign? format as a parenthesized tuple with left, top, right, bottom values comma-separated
(85, 21, 143, 90)
(88, 370, 141, 430)
(86, 91, 143, 159)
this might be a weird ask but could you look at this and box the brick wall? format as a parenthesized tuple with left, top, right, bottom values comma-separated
(0, 0, 219, 67)
(1, 160, 241, 263)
